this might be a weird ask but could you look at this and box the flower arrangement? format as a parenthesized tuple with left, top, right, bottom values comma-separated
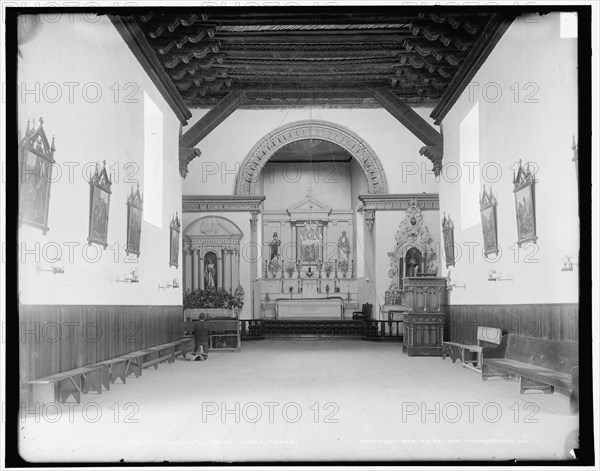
(285, 261, 295, 278)
(338, 259, 349, 277)
(183, 284, 245, 310)
(268, 258, 281, 277)
(232, 284, 245, 308)
(324, 261, 333, 278)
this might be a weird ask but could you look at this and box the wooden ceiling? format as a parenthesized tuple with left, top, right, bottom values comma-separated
(121, 8, 507, 109)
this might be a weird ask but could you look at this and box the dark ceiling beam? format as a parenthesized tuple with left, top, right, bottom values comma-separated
(430, 13, 517, 125)
(371, 89, 442, 147)
(216, 33, 424, 44)
(203, 11, 488, 26)
(180, 90, 246, 148)
(109, 15, 191, 125)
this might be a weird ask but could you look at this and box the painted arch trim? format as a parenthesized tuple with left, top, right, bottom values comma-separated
(234, 120, 388, 196)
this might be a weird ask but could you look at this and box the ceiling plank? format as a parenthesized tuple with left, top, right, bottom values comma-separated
(180, 90, 246, 148)
(108, 15, 191, 125)
(430, 13, 516, 125)
(371, 89, 442, 146)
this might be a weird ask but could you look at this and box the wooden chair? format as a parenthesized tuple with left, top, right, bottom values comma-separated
(352, 303, 373, 321)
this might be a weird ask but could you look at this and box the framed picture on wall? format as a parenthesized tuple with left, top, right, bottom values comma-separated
(87, 161, 112, 249)
(513, 159, 538, 247)
(441, 213, 455, 268)
(18, 118, 55, 235)
(480, 186, 499, 257)
(169, 212, 180, 268)
(126, 183, 143, 256)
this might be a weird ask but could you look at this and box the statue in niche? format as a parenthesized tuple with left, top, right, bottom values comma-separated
(405, 247, 422, 277)
(269, 232, 281, 261)
(406, 258, 420, 277)
(204, 253, 217, 289)
(338, 231, 351, 262)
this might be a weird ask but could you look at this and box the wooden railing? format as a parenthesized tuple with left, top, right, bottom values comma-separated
(363, 320, 404, 340)
(240, 319, 404, 341)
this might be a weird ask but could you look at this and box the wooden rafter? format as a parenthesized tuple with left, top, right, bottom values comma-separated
(179, 90, 246, 148)
(127, 10, 500, 108)
(371, 89, 442, 146)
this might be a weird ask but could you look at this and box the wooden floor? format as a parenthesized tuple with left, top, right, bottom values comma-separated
(19, 340, 579, 463)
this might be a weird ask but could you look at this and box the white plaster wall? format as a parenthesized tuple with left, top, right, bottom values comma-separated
(18, 15, 182, 306)
(183, 107, 439, 196)
(439, 12, 579, 305)
(262, 161, 353, 211)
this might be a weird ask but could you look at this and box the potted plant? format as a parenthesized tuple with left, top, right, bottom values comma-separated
(285, 261, 295, 278)
(324, 261, 333, 278)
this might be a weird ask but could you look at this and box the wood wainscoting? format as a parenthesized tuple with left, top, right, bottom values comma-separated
(19, 304, 183, 401)
(445, 304, 579, 344)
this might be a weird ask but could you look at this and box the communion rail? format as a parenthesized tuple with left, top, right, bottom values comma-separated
(239, 319, 403, 341)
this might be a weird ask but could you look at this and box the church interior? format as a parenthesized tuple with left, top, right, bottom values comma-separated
(11, 4, 592, 464)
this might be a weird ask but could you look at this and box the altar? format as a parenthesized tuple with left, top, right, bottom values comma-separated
(276, 297, 344, 320)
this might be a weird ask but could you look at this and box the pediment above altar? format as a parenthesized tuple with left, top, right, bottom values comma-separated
(287, 197, 331, 221)
(184, 216, 243, 239)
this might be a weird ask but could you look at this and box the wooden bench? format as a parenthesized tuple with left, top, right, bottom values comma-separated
(28, 364, 106, 405)
(170, 337, 195, 358)
(27, 338, 196, 406)
(442, 326, 502, 372)
(93, 357, 130, 389)
(97, 338, 195, 382)
(482, 334, 579, 414)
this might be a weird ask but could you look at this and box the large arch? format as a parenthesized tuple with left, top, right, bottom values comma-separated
(235, 120, 388, 195)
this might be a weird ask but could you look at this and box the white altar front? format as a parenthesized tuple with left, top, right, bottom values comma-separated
(276, 298, 344, 320)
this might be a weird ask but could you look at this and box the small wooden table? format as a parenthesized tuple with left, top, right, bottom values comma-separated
(209, 333, 241, 351)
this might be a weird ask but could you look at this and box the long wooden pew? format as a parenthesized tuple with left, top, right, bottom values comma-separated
(27, 337, 195, 406)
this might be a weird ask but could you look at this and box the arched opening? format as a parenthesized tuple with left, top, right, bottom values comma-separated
(235, 120, 388, 196)
(183, 216, 244, 292)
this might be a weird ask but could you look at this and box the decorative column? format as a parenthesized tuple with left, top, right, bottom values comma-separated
(322, 222, 328, 261)
(182, 247, 188, 290)
(223, 248, 233, 293)
(250, 212, 259, 282)
(216, 251, 222, 289)
(363, 210, 377, 315)
(291, 221, 297, 262)
(191, 249, 198, 290)
(233, 246, 240, 289)
(199, 253, 205, 290)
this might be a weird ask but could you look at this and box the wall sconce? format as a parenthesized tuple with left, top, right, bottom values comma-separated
(158, 278, 178, 289)
(488, 269, 512, 282)
(116, 267, 139, 283)
(445, 270, 465, 290)
(37, 258, 65, 274)
(561, 255, 577, 272)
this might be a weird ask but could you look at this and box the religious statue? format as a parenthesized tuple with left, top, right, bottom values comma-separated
(269, 232, 281, 261)
(407, 258, 420, 277)
(205, 259, 216, 288)
(338, 231, 351, 262)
